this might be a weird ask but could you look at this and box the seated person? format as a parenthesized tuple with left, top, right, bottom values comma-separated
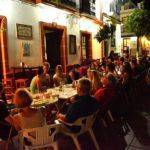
(106, 62, 118, 87)
(43, 62, 53, 87)
(57, 78, 99, 124)
(13, 89, 46, 130)
(66, 64, 81, 84)
(93, 59, 101, 71)
(94, 76, 115, 105)
(0, 100, 17, 141)
(53, 65, 66, 86)
(30, 67, 48, 93)
(87, 69, 102, 94)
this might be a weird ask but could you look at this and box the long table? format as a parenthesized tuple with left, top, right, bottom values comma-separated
(31, 84, 77, 108)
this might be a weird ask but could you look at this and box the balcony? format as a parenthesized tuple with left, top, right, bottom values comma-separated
(80, 0, 96, 17)
(60, 0, 76, 8)
(36, 0, 77, 11)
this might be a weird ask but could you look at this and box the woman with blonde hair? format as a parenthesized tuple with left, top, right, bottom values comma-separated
(13, 89, 45, 130)
(87, 69, 102, 94)
(53, 65, 66, 86)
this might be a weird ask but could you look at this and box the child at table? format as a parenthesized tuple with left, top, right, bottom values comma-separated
(12, 89, 46, 130)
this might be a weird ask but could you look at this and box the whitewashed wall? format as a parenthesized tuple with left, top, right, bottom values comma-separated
(0, 0, 102, 68)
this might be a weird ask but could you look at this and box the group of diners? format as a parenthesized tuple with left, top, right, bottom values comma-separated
(0, 53, 149, 147)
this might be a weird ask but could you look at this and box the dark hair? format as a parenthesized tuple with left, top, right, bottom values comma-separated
(37, 66, 44, 75)
(120, 57, 124, 62)
(123, 62, 132, 75)
(107, 62, 115, 72)
(131, 57, 137, 65)
(74, 64, 81, 69)
(55, 65, 63, 72)
(43, 62, 50, 68)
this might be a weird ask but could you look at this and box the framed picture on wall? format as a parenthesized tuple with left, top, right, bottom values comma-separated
(22, 42, 31, 57)
(16, 24, 33, 40)
(69, 35, 76, 54)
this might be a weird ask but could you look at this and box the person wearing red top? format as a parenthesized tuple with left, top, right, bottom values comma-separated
(94, 76, 115, 105)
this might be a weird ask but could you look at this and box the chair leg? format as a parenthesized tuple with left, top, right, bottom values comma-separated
(107, 110, 114, 122)
(88, 129, 100, 150)
(101, 119, 108, 128)
(71, 135, 81, 150)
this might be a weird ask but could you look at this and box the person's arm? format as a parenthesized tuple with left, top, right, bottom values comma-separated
(36, 77, 42, 92)
(45, 74, 51, 87)
(56, 113, 68, 122)
(57, 102, 79, 124)
(0, 101, 17, 128)
(5, 115, 12, 124)
(53, 75, 59, 87)
(12, 114, 22, 131)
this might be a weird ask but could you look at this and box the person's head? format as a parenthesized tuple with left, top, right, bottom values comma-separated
(76, 78, 91, 96)
(55, 65, 63, 75)
(90, 61, 96, 69)
(109, 50, 114, 56)
(101, 63, 106, 72)
(114, 57, 119, 65)
(94, 60, 100, 67)
(131, 57, 137, 66)
(122, 62, 132, 75)
(13, 89, 32, 109)
(43, 62, 50, 74)
(106, 62, 115, 73)
(37, 66, 44, 76)
(74, 64, 81, 72)
(88, 70, 101, 82)
(119, 57, 124, 65)
(89, 70, 102, 90)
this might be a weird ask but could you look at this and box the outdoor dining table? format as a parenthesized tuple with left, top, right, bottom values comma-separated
(30, 84, 77, 109)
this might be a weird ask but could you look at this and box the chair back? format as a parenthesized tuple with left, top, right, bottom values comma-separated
(2, 78, 14, 101)
(20, 124, 60, 147)
(73, 110, 98, 133)
(2, 78, 13, 88)
(15, 79, 28, 89)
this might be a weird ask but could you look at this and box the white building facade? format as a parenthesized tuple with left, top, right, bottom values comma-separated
(0, 0, 103, 76)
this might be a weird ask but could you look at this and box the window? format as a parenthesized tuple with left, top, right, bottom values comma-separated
(80, 0, 96, 16)
(81, 32, 92, 59)
(61, 0, 76, 8)
(81, 36, 86, 58)
(123, 38, 130, 50)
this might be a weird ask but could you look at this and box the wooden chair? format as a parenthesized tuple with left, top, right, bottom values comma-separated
(15, 79, 29, 89)
(2, 78, 13, 87)
(2, 78, 14, 103)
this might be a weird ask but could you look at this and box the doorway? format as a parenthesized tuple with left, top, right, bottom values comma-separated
(40, 22, 67, 72)
(80, 31, 92, 60)
(45, 29, 63, 69)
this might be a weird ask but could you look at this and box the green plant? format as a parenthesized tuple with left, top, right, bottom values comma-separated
(125, 9, 150, 37)
(125, 9, 150, 52)
(95, 25, 115, 43)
